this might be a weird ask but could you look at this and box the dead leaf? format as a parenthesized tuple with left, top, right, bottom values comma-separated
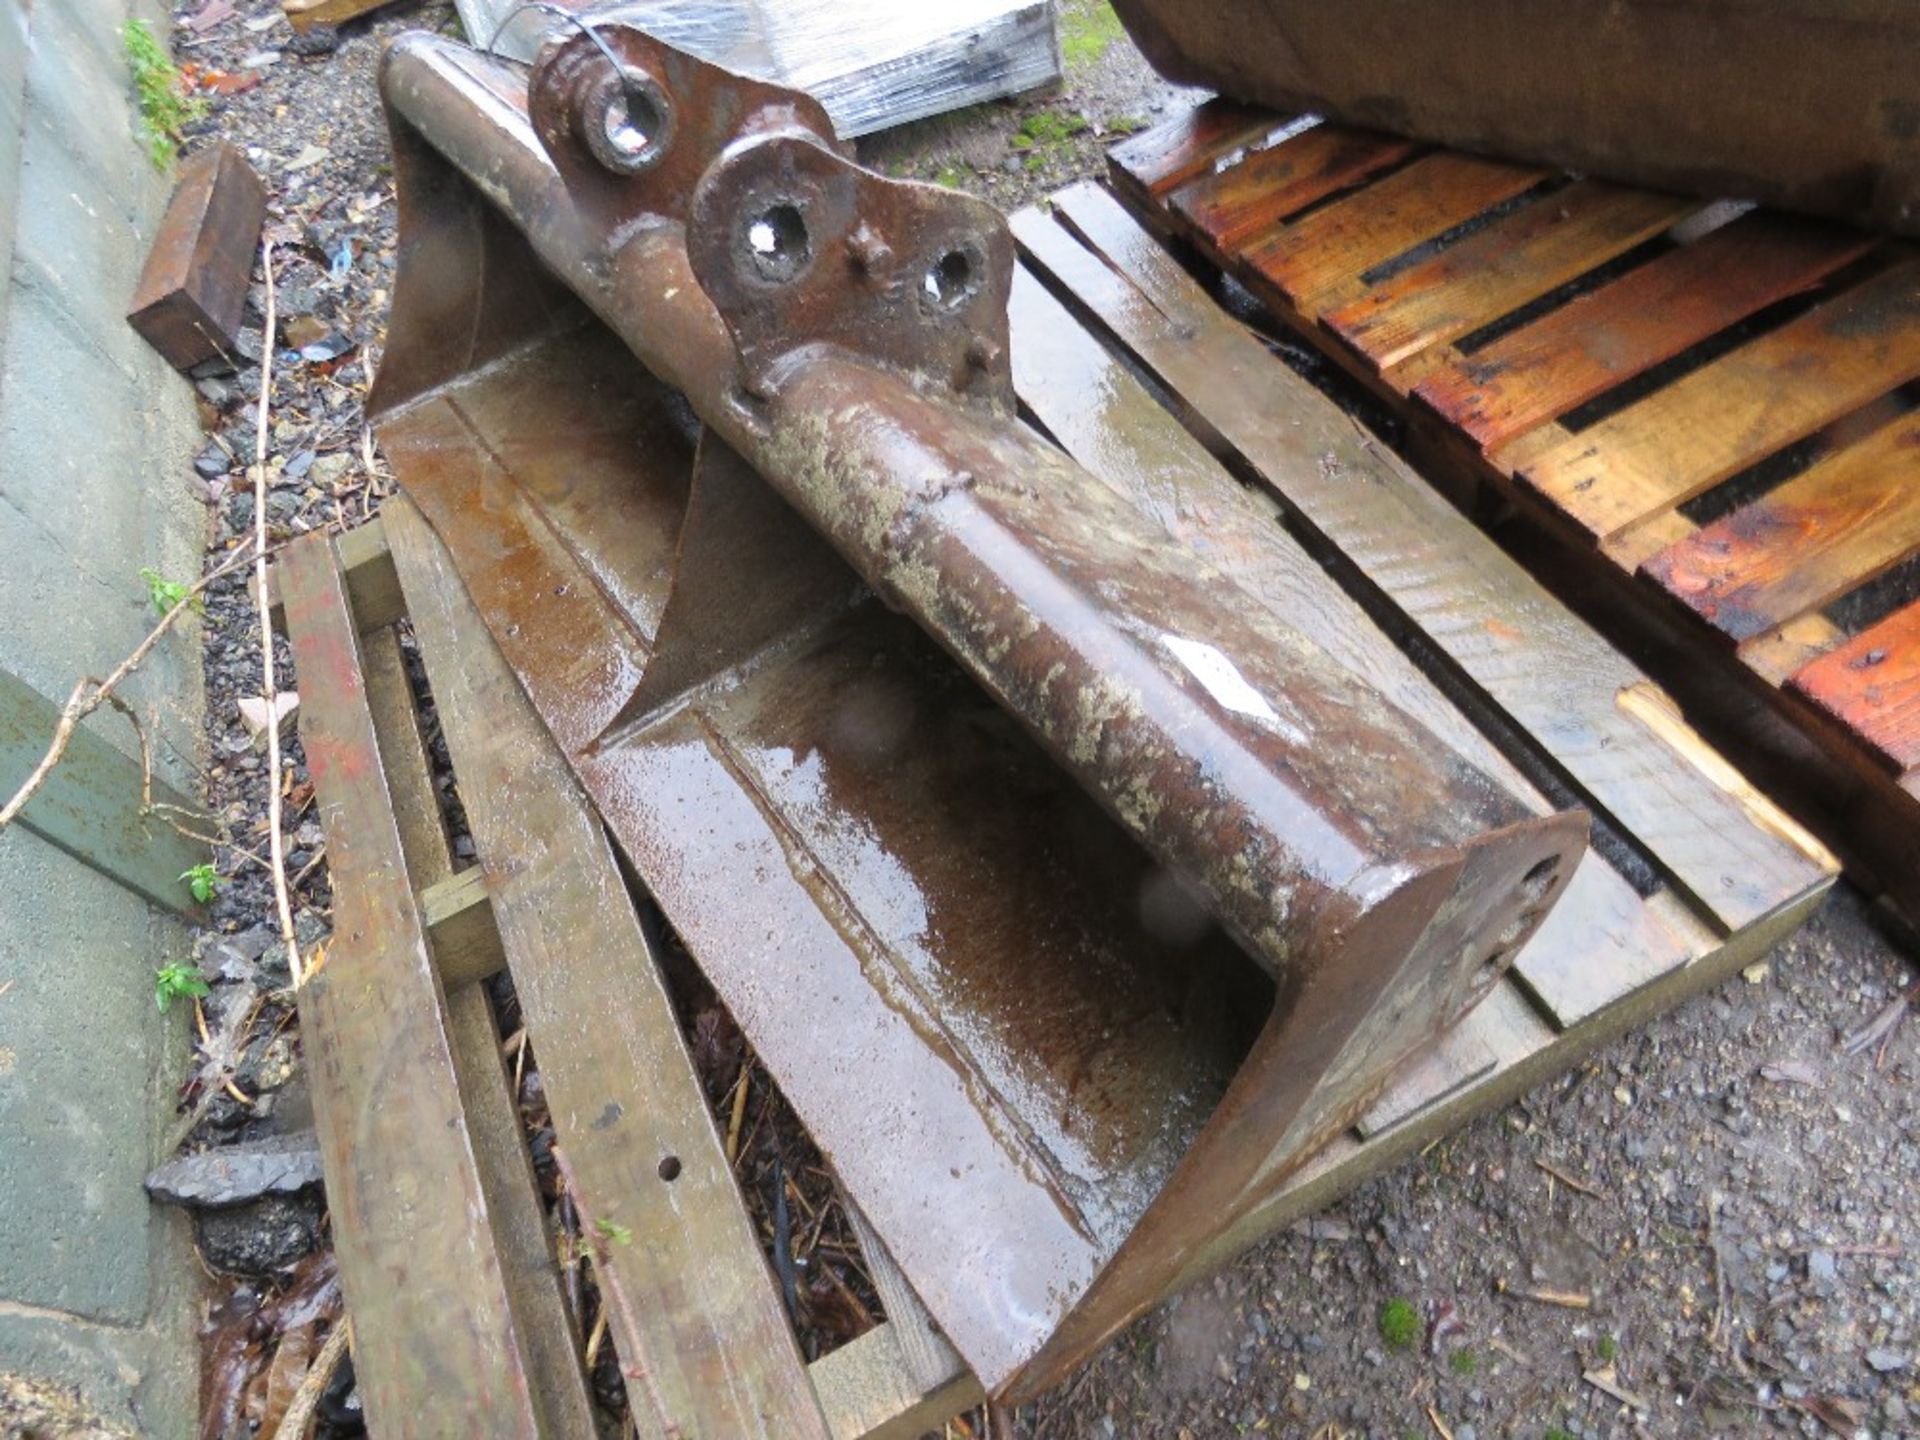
(1759, 1057, 1823, 1087)
(237, 692, 299, 750)
(286, 144, 331, 172)
(184, 0, 236, 31)
(260, 1323, 315, 1434)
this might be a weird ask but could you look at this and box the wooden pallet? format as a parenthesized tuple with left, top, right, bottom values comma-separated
(1108, 100, 1920, 926)
(276, 196, 1838, 1428)
(274, 507, 980, 1440)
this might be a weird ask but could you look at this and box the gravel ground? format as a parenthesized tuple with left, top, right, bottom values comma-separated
(150, 2, 1918, 1436)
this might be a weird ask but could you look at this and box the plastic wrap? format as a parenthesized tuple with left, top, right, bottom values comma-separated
(458, 0, 1061, 138)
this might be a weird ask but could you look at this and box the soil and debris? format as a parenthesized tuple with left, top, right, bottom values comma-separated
(137, 0, 1917, 1437)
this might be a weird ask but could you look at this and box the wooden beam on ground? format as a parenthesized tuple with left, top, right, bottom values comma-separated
(126, 143, 265, 372)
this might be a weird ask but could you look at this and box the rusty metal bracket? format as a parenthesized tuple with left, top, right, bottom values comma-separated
(687, 134, 1015, 408)
(528, 15, 1013, 408)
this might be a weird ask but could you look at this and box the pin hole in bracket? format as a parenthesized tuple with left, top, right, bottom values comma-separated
(578, 65, 675, 175)
(743, 198, 813, 285)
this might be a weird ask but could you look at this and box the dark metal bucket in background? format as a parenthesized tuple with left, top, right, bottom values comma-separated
(1114, 0, 1920, 236)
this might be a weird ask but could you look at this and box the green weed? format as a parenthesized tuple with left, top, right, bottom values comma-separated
(153, 960, 210, 1014)
(1378, 1297, 1419, 1351)
(139, 567, 202, 618)
(122, 20, 207, 171)
(1596, 1333, 1619, 1361)
(179, 863, 221, 904)
(595, 1218, 634, 1247)
(1449, 1346, 1478, 1375)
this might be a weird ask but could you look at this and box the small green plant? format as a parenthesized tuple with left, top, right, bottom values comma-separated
(1544, 1429, 1576, 1440)
(139, 567, 202, 618)
(1449, 1346, 1479, 1376)
(1596, 1333, 1619, 1362)
(594, 1218, 633, 1248)
(153, 961, 210, 1014)
(122, 20, 207, 171)
(1378, 1297, 1420, 1351)
(932, 161, 971, 190)
(179, 863, 222, 904)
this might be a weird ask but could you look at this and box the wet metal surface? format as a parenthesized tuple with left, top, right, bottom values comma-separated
(369, 25, 1589, 1396)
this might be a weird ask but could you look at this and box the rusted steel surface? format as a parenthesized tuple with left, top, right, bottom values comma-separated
(126, 142, 266, 371)
(1110, 0, 1920, 237)
(370, 25, 1587, 1396)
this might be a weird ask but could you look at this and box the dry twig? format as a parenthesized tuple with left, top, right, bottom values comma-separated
(251, 239, 306, 991)
(0, 546, 256, 830)
(269, 1317, 352, 1440)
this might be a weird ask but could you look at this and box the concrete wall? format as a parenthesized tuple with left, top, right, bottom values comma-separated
(0, 0, 209, 1428)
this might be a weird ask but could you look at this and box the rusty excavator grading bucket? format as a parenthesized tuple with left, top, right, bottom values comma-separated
(370, 15, 1589, 1402)
(1110, 0, 1920, 236)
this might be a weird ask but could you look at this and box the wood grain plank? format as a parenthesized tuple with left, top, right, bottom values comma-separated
(384, 496, 834, 1440)
(1643, 410, 1920, 640)
(1107, 98, 1287, 202)
(1414, 214, 1877, 451)
(1008, 264, 1688, 1022)
(1243, 151, 1548, 310)
(840, 1199, 961, 1396)
(1169, 123, 1418, 253)
(278, 531, 545, 1440)
(811, 1324, 982, 1440)
(1018, 185, 1836, 933)
(1791, 599, 1920, 772)
(420, 866, 507, 986)
(1519, 258, 1920, 541)
(1323, 181, 1697, 372)
(359, 624, 599, 1439)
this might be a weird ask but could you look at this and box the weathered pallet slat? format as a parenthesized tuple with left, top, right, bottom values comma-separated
(1019, 184, 1835, 936)
(277, 532, 550, 1439)
(359, 620, 600, 1437)
(1245, 151, 1548, 308)
(1643, 411, 1920, 641)
(1792, 600, 1920, 774)
(1323, 181, 1697, 372)
(1415, 213, 1877, 450)
(1108, 98, 1920, 926)
(385, 495, 834, 1440)
(1108, 101, 1284, 205)
(1169, 123, 1419, 253)
(1519, 258, 1920, 542)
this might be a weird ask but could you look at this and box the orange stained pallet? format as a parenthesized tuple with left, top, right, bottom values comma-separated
(1642, 410, 1920, 642)
(1794, 601, 1920, 775)
(1108, 98, 1920, 925)
(1415, 213, 1877, 450)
